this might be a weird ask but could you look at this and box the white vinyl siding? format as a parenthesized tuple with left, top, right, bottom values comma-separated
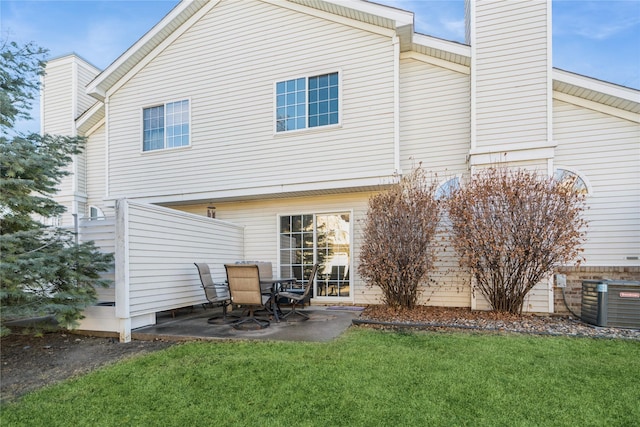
(173, 192, 474, 307)
(78, 217, 116, 303)
(553, 99, 640, 266)
(76, 61, 100, 117)
(85, 124, 112, 217)
(106, 0, 395, 199)
(398, 57, 473, 307)
(42, 55, 100, 226)
(399, 57, 470, 174)
(123, 202, 244, 318)
(42, 59, 74, 136)
(474, 0, 549, 147)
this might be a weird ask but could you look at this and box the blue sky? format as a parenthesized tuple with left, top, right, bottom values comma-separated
(2, 0, 639, 133)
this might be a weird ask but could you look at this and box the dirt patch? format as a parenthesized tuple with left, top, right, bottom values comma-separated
(1, 329, 174, 404)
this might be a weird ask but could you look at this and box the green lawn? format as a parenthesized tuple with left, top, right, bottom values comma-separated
(2, 329, 639, 426)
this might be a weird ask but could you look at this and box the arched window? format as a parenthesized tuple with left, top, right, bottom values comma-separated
(89, 206, 105, 220)
(435, 176, 461, 200)
(553, 168, 590, 195)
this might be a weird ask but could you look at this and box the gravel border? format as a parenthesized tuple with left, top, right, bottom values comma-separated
(353, 316, 640, 340)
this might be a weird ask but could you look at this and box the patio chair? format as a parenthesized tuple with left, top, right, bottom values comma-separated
(224, 264, 271, 329)
(194, 263, 231, 324)
(277, 263, 318, 321)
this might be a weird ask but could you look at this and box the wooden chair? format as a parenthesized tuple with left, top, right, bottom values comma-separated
(194, 263, 231, 324)
(277, 264, 318, 321)
(224, 264, 271, 329)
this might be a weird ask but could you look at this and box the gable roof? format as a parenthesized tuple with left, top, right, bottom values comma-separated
(86, 0, 415, 100)
(81, 0, 638, 123)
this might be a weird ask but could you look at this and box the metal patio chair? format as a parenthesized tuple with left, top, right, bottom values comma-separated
(277, 263, 318, 321)
(194, 263, 231, 324)
(224, 264, 271, 329)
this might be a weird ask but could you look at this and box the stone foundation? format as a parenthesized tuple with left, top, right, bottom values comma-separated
(554, 266, 640, 316)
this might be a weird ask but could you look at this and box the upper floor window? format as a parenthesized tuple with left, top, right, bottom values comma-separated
(143, 99, 190, 151)
(276, 72, 339, 132)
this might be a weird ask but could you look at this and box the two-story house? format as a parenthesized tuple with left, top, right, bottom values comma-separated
(41, 0, 639, 341)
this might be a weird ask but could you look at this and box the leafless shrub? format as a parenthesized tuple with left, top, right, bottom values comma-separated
(444, 167, 587, 314)
(358, 166, 441, 309)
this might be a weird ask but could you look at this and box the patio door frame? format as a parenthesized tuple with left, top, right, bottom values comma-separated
(277, 210, 353, 304)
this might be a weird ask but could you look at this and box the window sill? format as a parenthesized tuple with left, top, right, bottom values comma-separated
(273, 123, 342, 138)
(140, 145, 192, 155)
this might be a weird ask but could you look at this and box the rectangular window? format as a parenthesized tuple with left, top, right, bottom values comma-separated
(276, 72, 339, 132)
(143, 100, 190, 151)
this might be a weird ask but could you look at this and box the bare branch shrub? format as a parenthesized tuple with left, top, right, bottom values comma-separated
(358, 166, 441, 309)
(445, 167, 587, 314)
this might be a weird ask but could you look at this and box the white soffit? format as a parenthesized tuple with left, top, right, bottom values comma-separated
(553, 68, 640, 114)
(294, 0, 414, 29)
(411, 33, 471, 67)
(76, 102, 105, 135)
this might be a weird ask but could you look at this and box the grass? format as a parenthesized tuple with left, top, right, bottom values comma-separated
(2, 329, 639, 426)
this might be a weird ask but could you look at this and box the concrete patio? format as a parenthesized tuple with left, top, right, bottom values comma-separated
(131, 305, 365, 342)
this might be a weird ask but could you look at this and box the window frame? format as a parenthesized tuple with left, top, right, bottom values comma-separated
(88, 205, 106, 220)
(141, 98, 191, 152)
(273, 70, 342, 135)
(277, 210, 354, 303)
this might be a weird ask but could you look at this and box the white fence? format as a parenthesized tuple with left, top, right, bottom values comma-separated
(77, 200, 244, 341)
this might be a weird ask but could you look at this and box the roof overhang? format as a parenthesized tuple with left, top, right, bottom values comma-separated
(553, 68, 640, 121)
(76, 102, 105, 135)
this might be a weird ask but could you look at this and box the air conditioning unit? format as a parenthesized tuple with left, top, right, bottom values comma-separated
(581, 280, 640, 329)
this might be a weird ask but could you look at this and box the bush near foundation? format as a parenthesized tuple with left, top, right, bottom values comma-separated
(444, 167, 587, 314)
(359, 167, 441, 309)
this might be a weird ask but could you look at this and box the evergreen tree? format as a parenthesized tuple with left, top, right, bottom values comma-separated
(1, 41, 113, 335)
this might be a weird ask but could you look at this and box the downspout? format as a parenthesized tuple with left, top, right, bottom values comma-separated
(468, 0, 477, 153)
(467, 0, 477, 310)
(105, 95, 110, 200)
(71, 59, 79, 218)
(546, 0, 554, 177)
(393, 34, 401, 176)
(546, 0, 555, 314)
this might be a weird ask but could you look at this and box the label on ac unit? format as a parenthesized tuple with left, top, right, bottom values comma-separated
(619, 292, 640, 299)
(597, 284, 608, 292)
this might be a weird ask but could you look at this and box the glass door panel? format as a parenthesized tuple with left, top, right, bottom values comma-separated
(315, 213, 350, 298)
(279, 212, 351, 299)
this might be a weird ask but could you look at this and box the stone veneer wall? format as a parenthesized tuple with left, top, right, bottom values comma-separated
(554, 266, 640, 316)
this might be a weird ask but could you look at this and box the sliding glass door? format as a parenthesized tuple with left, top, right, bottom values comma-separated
(279, 212, 351, 300)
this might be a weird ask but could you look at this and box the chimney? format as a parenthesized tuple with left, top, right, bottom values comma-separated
(466, 0, 553, 166)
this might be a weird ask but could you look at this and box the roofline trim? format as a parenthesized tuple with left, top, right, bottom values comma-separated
(412, 33, 470, 58)
(553, 68, 640, 103)
(86, 0, 210, 99)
